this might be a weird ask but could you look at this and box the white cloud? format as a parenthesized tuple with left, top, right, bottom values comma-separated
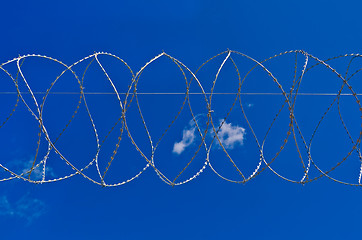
(173, 117, 247, 154)
(0, 195, 13, 216)
(21, 159, 55, 180)
(172, 122, 196, 155)
(0, 194, 46, 225)
(8, 157, 56, 180)
(214, 120, 246, 149)
(15, 195, 46, 224)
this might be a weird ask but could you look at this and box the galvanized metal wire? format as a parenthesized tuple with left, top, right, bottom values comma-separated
(1, 50, 362, 187)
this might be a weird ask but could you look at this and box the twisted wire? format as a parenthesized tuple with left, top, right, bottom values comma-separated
(1, 50, 362, 187)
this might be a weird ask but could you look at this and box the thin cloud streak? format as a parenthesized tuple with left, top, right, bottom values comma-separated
(8, 157, 56, 180)
(0, 194, 46, 225)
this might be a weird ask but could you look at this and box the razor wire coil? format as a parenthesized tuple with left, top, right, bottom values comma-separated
(1, 49, 362, 187)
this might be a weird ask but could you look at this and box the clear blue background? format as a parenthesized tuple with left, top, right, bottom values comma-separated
(1, 0, 362, 239)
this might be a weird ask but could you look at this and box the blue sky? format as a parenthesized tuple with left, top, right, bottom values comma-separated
(1, 0, 362, 239)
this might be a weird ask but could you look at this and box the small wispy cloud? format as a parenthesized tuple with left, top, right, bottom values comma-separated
(0, 195, 13, 216)
(8, 156, 55, 180)
(214, 120, 246, 149)
(22, 159, 56, 180)
(0, 194, 46, 225)
(172, 120, 196, 155)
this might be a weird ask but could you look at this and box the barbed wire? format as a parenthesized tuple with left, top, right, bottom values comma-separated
(1, 49, 362, 187)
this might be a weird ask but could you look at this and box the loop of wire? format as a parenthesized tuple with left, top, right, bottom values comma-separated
(1, 50, 362, 187)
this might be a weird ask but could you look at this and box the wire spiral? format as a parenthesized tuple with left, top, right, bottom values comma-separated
(1, 49, 362, 187)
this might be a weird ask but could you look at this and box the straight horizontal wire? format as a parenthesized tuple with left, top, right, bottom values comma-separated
(0, 92, 362, 96)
